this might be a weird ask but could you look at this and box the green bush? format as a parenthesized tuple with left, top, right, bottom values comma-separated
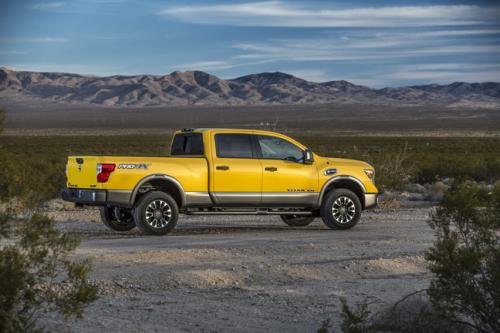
(325, 183, 500, 332)
(426, 182, 500, 332)
(0, 212, 98, 332)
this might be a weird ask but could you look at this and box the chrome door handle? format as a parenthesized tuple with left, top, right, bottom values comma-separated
(265, 167, 278, 172)
(216, 165, 230, 171)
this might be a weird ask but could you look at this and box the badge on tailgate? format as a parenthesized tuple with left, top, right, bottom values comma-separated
(118, 163, 150, 170)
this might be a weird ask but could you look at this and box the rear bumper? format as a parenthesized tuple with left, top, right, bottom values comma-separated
(61, 188, 131, 207)
(364, 193, 378, 209)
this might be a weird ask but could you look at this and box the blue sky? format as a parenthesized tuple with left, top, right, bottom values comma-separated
(1, 0, 500, 87)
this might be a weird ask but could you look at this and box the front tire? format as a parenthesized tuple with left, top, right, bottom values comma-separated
(320, 189, 361, 230)
(99, 206, 136, 231)
(280, 215, 315, 227)
(133, 191, 179, 235)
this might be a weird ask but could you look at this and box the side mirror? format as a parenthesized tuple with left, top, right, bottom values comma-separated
(304, 149, 314, 164)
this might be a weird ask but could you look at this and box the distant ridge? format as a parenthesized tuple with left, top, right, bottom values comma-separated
(1, 67, 499, 108)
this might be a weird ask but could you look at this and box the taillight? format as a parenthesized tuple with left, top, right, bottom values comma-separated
(97, 163, 115, 183)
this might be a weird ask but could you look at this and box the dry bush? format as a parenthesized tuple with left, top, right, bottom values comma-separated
(426, 182, 500, 332)
(337, 294, 468, 333)
(0, 212, 98, 332)
(321, 183, 500, 333)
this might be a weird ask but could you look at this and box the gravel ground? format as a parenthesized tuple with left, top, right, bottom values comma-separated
(40, 207, 435, 333)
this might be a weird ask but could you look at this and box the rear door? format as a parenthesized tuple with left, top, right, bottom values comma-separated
(255, 135, 318, 206)
(210, 133, 262, 205)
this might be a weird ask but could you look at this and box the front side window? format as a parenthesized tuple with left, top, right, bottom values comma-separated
(171, 133, 204, 156)
(215, 134, 254, 158)
(257, 135, 304, 162)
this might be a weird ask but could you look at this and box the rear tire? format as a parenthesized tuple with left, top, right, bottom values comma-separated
(99, 206, 135, 231)
(280, 215, 315, 227)
(133, 191, 179, 235)
(320, 189, 361, 230)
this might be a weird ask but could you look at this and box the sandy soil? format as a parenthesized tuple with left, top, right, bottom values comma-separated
(37, 206, 435, 332)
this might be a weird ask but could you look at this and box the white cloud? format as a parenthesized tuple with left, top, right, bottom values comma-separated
(30, 2, 65, 10)
(160, 1, 500, 27)
(231, 37, 500, 63)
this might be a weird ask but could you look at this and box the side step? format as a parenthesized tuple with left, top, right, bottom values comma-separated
(185, 209, 314, 216)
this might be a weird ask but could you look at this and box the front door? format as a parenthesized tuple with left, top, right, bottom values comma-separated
(211, 133, 262, 205)
(255, 135, 319, 206)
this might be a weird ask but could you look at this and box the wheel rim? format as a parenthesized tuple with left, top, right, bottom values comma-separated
(332, 196, 356, 224)
(145, 199, 172, 229)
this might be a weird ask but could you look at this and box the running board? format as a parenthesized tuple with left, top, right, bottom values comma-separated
(185, 210, 314, 216)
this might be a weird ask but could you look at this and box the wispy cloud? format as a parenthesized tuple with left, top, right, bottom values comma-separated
(160, 1, 500, 27)
(230, 28, 500, 63)
(173, 59, 274, 72)
(0, 37, 69, 43)
(29, 2, 66, 10)
(3, 63, 119, 76)
(173, 61, 237, 71)
(232, 41, 500, 63)
(345, 63, 500, 87)
(0, 50, 29, 55)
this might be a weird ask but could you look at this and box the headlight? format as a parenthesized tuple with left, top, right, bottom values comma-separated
(364, 169, 375, 182)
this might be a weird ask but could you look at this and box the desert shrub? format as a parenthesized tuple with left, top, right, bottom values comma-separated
(368, 142, 413, 190)
(336, 294, 468, 333)
(426, 182, 500, 332)
(0, 212, 98, 333)
(322, 183, 500, 332)
(417, 155, 500, 184)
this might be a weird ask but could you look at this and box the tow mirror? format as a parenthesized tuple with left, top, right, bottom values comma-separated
(304, 149, 314, 164)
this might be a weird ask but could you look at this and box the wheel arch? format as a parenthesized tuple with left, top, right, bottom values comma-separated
(130, 174, 185, 208)
(319, 176, 366, 208)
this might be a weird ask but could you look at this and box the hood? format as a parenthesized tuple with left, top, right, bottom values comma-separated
(323, 157, 373, 169)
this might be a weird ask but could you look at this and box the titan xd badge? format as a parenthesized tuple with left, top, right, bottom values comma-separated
(118, 163, 150, 170)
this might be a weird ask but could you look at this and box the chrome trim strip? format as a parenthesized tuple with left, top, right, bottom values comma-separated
(130, 174, 186, 207)
(212, 192, 320, 206)
(318, 175, 366, 206)
(187, 210, 314, 216)
(364, 193, 378, 209)
(185, 191, 213, 206)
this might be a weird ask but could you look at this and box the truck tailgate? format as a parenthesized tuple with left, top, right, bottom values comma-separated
(67, 156, 99, 189)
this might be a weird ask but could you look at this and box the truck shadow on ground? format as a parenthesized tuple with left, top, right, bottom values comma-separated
(61, 221, 337, 239)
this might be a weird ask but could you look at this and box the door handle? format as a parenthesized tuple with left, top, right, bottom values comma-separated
(265, 167, 278, 172)
(216, 165, 230, 171)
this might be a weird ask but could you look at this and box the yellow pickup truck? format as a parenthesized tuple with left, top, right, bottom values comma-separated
(62, 128, 378, 235)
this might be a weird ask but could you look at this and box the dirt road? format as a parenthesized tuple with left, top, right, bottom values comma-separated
(43, 207, 434, 332)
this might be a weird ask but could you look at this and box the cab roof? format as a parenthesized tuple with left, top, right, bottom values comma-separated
(176, 128, 306, 149)
(178, 128, 286, 136)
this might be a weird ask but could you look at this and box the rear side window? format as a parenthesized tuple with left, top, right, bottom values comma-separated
(215, 134, 254, 158)
(171, 133, 204, 156)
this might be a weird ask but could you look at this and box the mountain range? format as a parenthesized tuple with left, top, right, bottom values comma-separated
(1, 67, 499, 108)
